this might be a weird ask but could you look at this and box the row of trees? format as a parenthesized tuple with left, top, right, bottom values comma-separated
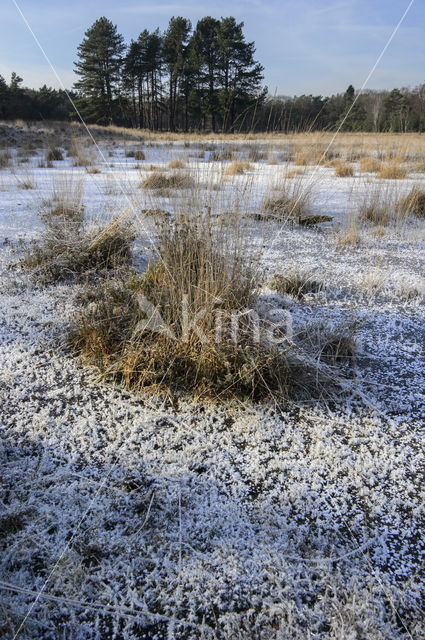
(74, 16, 265, 131)
(256, 84, 425, 133)
(1, 13, 425, 133)
(0, 72, 73, 121)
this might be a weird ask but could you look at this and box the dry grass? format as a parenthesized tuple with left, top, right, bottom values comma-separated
(271, 270, 323, 298)
(69, 138, 95, 167)
(359, 187, 395, 226)
(334, 217, 361, 247)
(14, 170, 36, 190)
(167, 159, 186, 169)
(24, 181, 133, 284)
(267, 154, 278, 165)
(225, 161, 252, 176)
(335, 162, 354, 177)
(262, 180, 312, 220)
(69, 210, 292, 400)
(46, 147, 63, 162)
(359, 157, 382, 173)
(69, 204, 351, 401)
(378, 162, 407, 179)
(294, 152, 311, 166)
(396, 187, 425, 218)
(126, 149, 145, 161)
(141, 171, 194, 190)
(285, 168, 305, 178)
(0, 150, 12, 169)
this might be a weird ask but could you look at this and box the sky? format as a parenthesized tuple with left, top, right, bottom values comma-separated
(0, 0, 423, 97)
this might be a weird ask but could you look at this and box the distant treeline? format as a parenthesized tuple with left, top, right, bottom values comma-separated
(1, 15, 425, 133)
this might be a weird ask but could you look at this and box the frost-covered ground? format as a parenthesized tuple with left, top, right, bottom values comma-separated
(0, 123, 424, 639)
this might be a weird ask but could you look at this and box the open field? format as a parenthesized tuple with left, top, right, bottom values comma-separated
(0, 121, 424, 639)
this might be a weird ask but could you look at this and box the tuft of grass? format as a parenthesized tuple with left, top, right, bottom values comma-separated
(141, 171, 194, 190)
(294, 152, 311, 166)
(126, 149, 145, 161)
(46, 146, 63, 162)
(359, 188, 394, 226)
(0, 150, 12, 169)
(378, 162, 407, 179)
(359, 157, 382, 173)
(225, 161, 252, 176)
(245, 145, 266, 162)
(334, 218, 361, 247)
(69, 207, 353, 402)
(396, 187, 425, 218)
(262, 183, 311, 220)
(70, 138, 94, 167)
(270, 270, 323, 298)
(267, 154, 278, 165)
(14, 171, 36, 190)
(334, 162, 354, 177)
(24, 185, 134, 284)
(298, 321, 356, 367)
(168, 159, 186, 169)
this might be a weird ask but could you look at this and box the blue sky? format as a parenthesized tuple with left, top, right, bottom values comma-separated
(0, 0, 423, 96)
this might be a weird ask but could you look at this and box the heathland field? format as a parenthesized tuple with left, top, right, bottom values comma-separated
(0, 120, 424, 639)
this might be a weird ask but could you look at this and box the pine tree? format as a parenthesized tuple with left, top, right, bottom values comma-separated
(163, 17, 191, 131)
(0, 75, 9, 118)
(216, 17, 264, 131)
(74, 17, 125, 124)
(190, 17, 221, 130)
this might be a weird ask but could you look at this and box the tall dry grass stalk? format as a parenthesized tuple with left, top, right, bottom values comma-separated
(361, 184, 398, 226)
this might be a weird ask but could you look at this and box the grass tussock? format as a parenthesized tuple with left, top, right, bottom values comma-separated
(359, 157, 382, 173)
(167, 158, 186, 169)
(262, 183, 311, 220)
(126, 149, 145, 160)
(69, 209, 349, 401)
(224, 161, 252, 176)
(141, 171, 194, 190)
(360, 188, 394, 226)
(334, 162, 354, 177)
(0, 150, 12, 169)
(24, 185, 133, 284)
(334, 219, 361, 247)
(271, 270, 323, 298)
(294, 152, 311, 166)
(396, 187, 425, 218)
(14, 171, 36, 190)
(46, 147, 63, 162)
(70, 139, 94, 167)
(378, 162, 407, 179)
